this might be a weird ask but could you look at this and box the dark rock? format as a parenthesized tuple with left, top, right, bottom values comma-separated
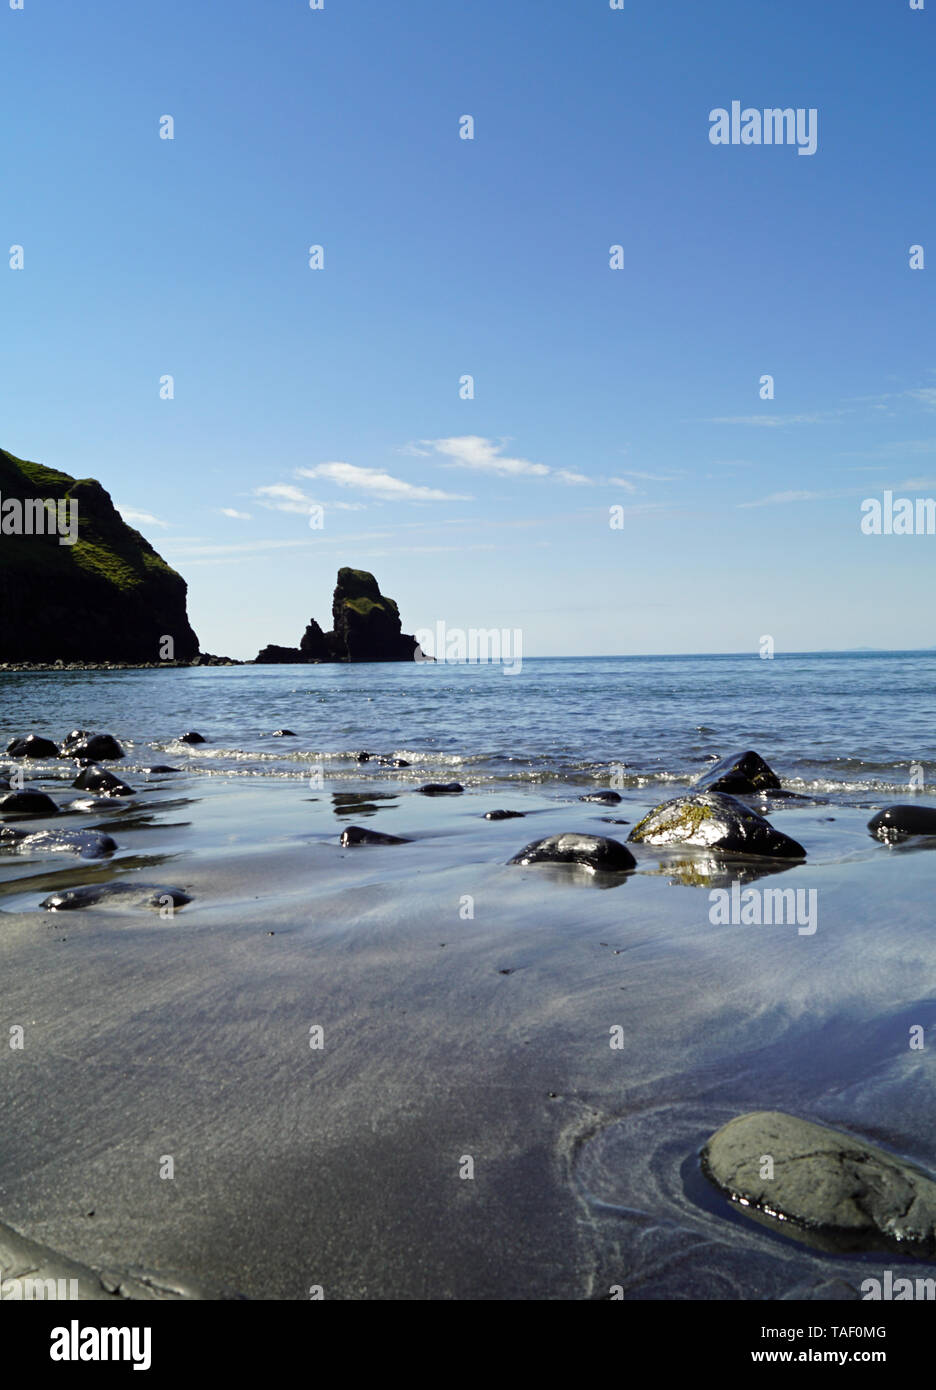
(40, 882, 192, 912)
(141, 765, 179, 774)
(255, 645, 303, 664)
(356, 751, 373, 762)
(580, 791, 622, 805)
(0, 447, 199, 662)
(509, 833, 636, 873)
(0, 827, 117, 858)
(271, 730, 296, 738)
(68, 797, 122, 812)
(179, 731, 206, 744)
(340, 825, 410, 846)
(418, 782, 464, 796)
(329, 568, 418, 662)
(72, 765, 135, 797)
(628, 790, 805, 859)
(6, 734, 59, 758)
(299, 617, 329, 661)
(702, 1110, 936, 1256)
(378, 757, 410, 767)
(868, 805, 936, 842)
(252, 568, 418, 664)
(60, 731, 123, 761)
(485, 810, 526, 820)
(695, 749, 782, 795)
(0, 790, 59, 816)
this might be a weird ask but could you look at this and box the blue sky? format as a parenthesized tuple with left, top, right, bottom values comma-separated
(2, 0, 934, 658)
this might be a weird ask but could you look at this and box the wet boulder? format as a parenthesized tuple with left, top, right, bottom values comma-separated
(485, 809, 526, 821)
(695, 750, 781, 795)
(702, 1110, 936, 1256)
(271, 730, 296, 738)
(339, 825, 410, 846)
(60, 731, 124, 761)
(418, 782, 464, 796)
(628, 790, 805, 859)
(580, 791, 622, 805)
(72, 765, 135, 797)
(0, 828, 117, 859)
(179, 731, 206, 744)
(41, 882, 192, 912)
(868, 805, 936, 842)
(509, 832, 636, 873)
(0, 790, 60, 816)
(6, 734, 60, 759)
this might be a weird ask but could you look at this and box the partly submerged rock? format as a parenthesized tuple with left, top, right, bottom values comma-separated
(509, 833, 636, 873)
(271, 729, 296, 738)
(0, 790, 60, 816)
(6, 734, 59, 758)
(40, 882, 192, 912)
(418, 782, 464, 796)
(580, 791, 622, 805)
(0, 827, 117, 858)
(702, 1110, 936, 1256)
(485, 809, 526, 820)
(179, 731, 206, 744)
(339, 825, 410, 846)
(72, 765, 135, 797)
(60, 730, 123, 761)
(628, 791, 805, 859)
(695, 750, 782, 795)
(868, 805, 936, 842)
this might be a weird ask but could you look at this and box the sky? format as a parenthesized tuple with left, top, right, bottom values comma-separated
(2, 0, 934, 659)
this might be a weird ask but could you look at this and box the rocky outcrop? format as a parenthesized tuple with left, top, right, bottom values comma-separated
(0, 447, 199, 663)
(702, 1110, 936, 1256)
(254, 568, 417, 664)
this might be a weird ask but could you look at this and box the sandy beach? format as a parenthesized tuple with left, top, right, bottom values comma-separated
(4, 757, 936, 1300)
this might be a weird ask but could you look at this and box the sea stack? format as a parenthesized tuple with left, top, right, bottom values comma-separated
(255, 567, 418, 664)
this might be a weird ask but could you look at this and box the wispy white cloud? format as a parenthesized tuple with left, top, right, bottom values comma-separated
(554, 468, 591, 485)
(297, 461, 468, 501)
(220, 507, 252, 520)
(736, 490, 832, 509)
(709, 412, 843, 428)
(420, 436, 550, 478)
(116, 505, 169, 529)
(254, 482, 363, 513)
(613, 469, 684, 483)
(608, 477, 640, 493)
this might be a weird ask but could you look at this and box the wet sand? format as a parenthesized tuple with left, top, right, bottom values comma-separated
(3, 772, 936, 1299)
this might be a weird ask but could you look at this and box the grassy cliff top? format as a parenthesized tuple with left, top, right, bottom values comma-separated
(0, 446, 182, 592)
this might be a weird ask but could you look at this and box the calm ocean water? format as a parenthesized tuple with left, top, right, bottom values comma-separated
(1, 651, 933, 795)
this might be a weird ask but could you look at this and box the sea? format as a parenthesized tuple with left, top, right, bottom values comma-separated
(1, 650, 932, 797)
